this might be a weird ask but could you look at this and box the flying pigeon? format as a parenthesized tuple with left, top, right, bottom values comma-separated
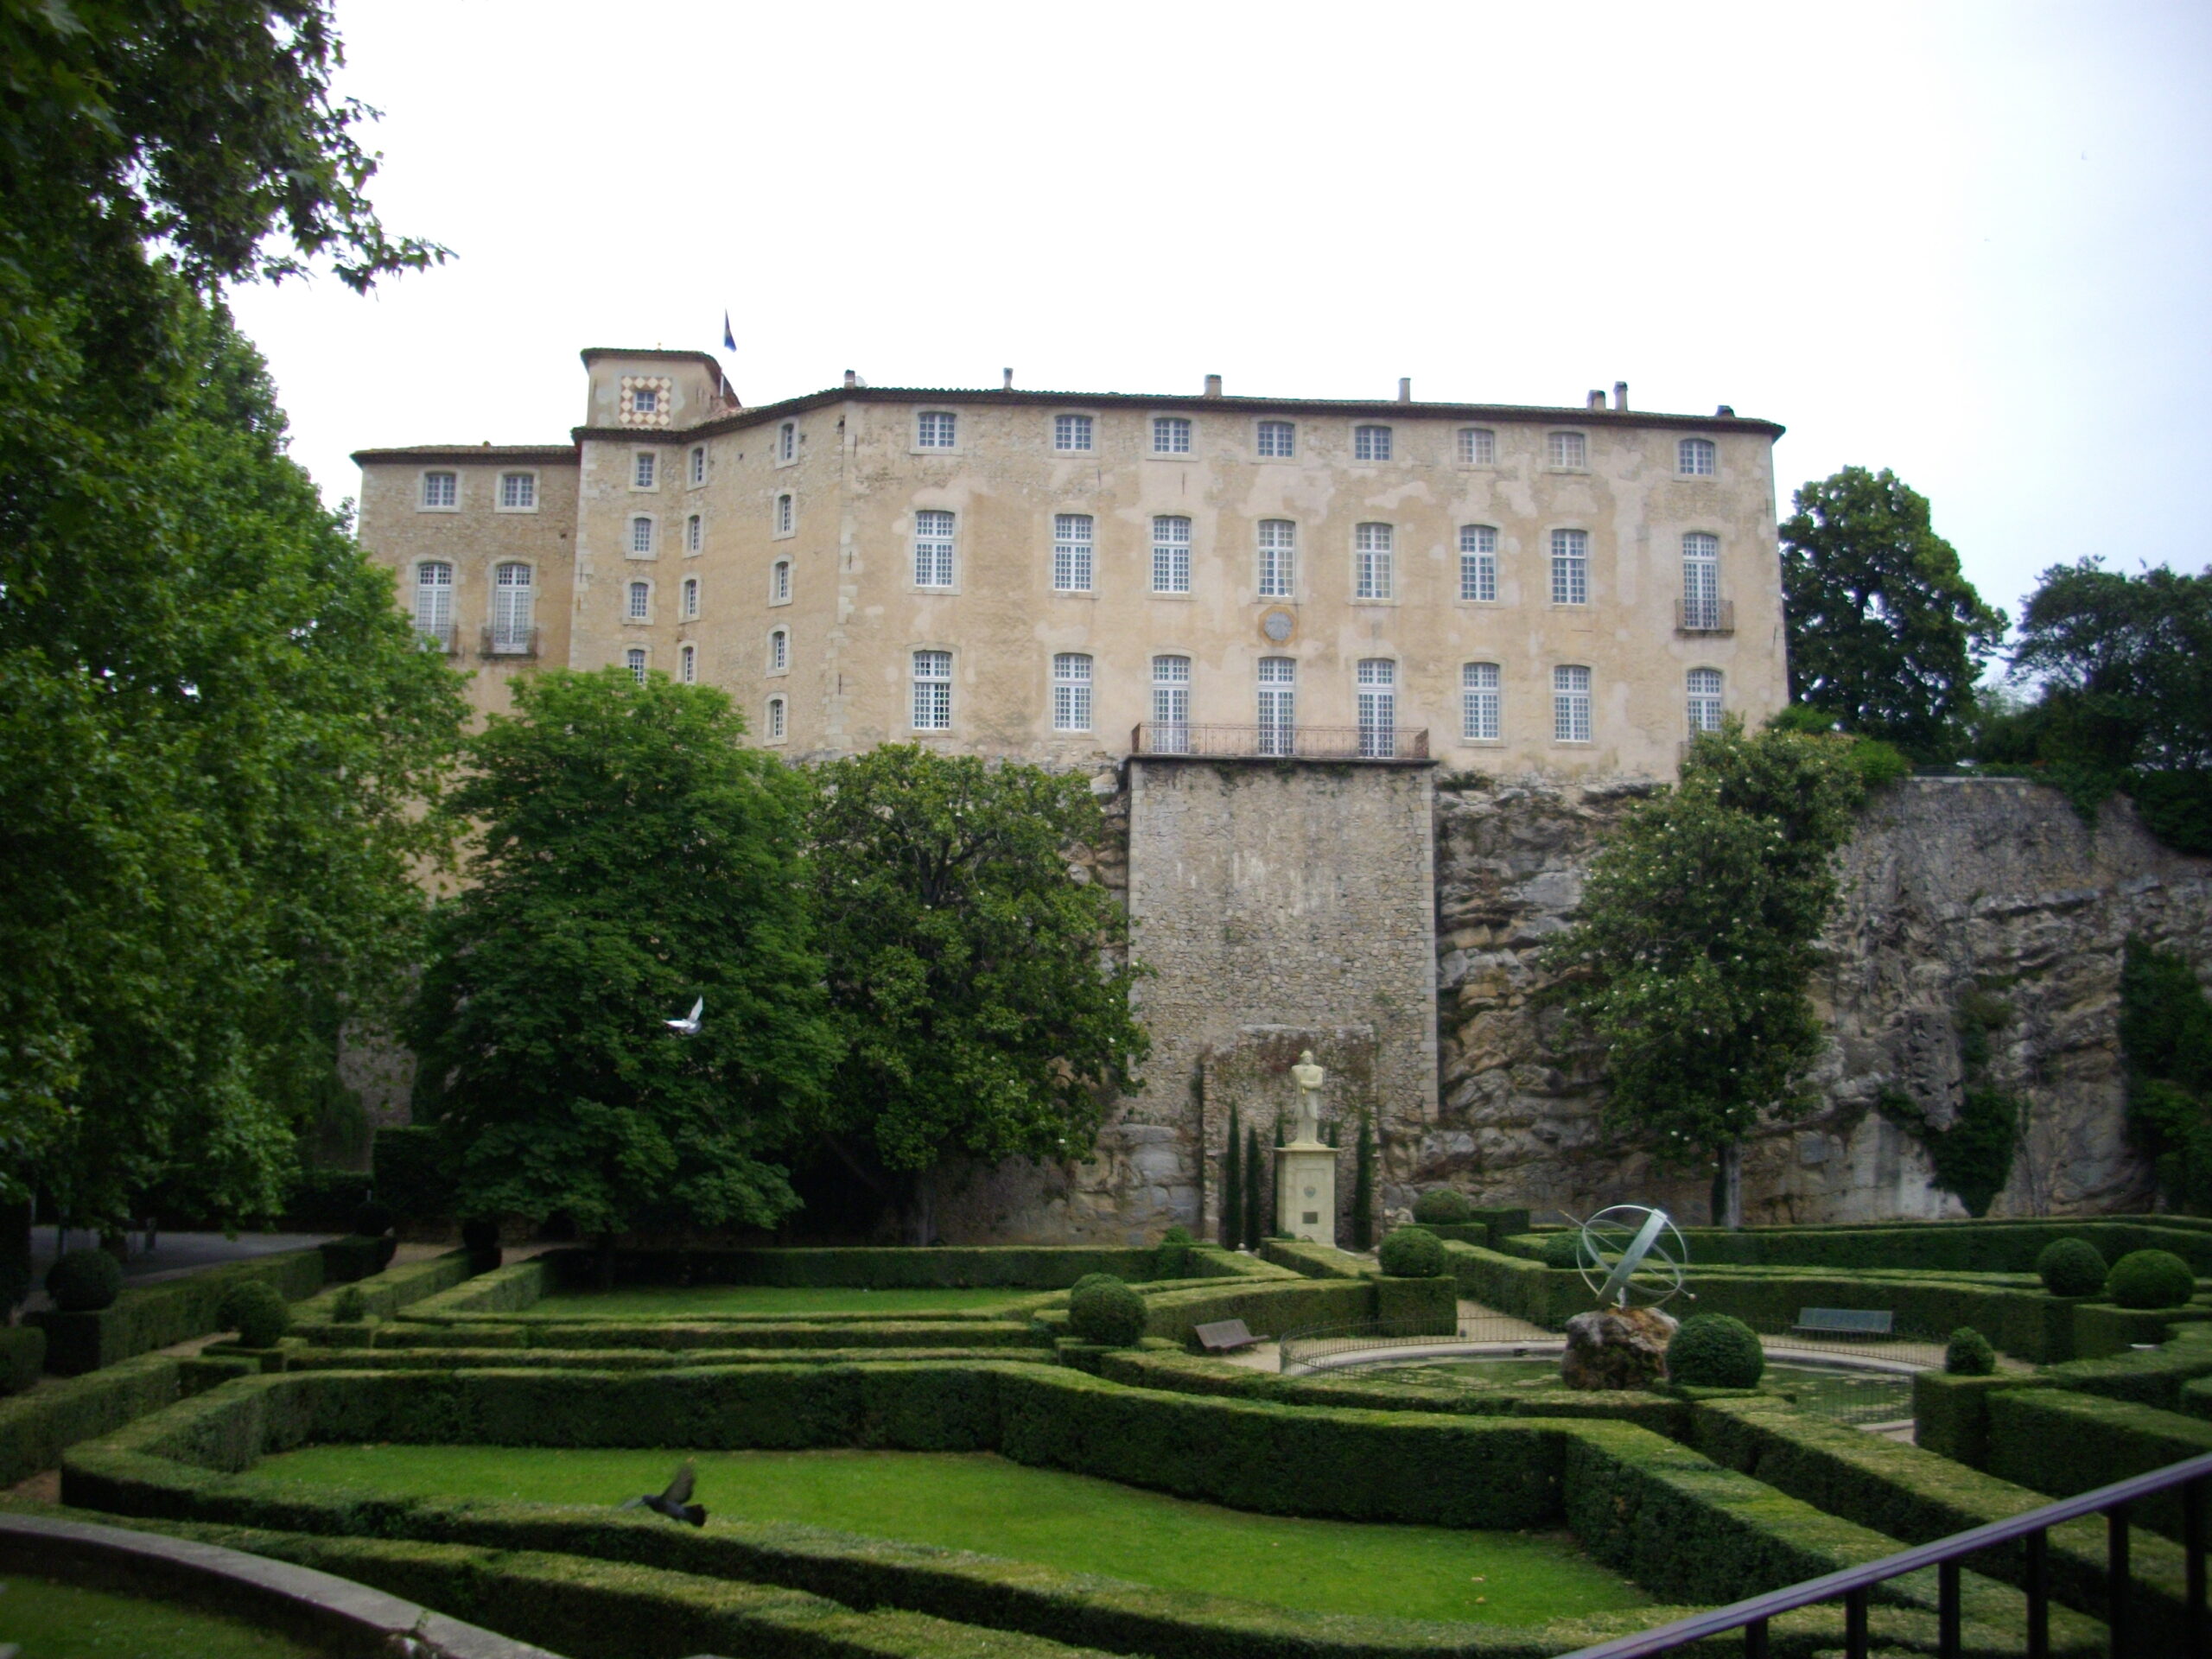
(620, 1460, 706, 1526)
(664, 996, 703, 1036)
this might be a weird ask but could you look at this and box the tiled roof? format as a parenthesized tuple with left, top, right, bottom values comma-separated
(351, 443, 580, 465)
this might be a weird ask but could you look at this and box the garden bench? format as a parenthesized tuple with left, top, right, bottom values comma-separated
(1793, 1307, 1893, 1338)
(1194, 1319, 1259, 1352)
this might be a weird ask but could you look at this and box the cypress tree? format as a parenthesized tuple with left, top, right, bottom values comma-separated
(1222, 1106, 1243, 1248)
(1243, 1125, 1265, 1249)
(1351, 1112, 1376, 1251)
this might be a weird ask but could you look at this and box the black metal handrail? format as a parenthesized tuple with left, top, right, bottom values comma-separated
(1557, 1448, 2212, 1659)
(1128, 722, 1431, 761)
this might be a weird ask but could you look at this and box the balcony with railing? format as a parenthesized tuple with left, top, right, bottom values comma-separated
(1129, 723, 1430, 762)
(480, 624, 541, 660)
(416, 622, 459, 656)
(1676, 597, 1735, 634)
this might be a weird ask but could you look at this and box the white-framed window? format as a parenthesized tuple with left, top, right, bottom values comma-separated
(626, 580, 651, 621)
(1682, 532, 1719, 629)
(412, 561, 453, 645)
(917, 410, 957, 449)
(1052, 652, 1093, 732)
(1052, 513, 1094, 592)
(689, 445, 707, 486)
(685, 513, 702, 555)
(1257, 519, 1295, 598)
(491, 562, 533, 652)
(768, 626, 789, 672)
(771, 558, 791, 604)
(498, 471, 537, 510)
(913, 510, 955, 588)
(633, 451, 658, 489)
(631, 387, 659, 416)
(1688, 667, 1724, 733)
(775, 493, 794, 535)
(1257, 656, 1295, 755)
(681, 575, 700, 620)
(1354, 424, 1393, 461)
(1052, 413, 1093, 453)
(1152, 416, 1192, 454)
(912, 649, 952, 729)
(626, 647, 647, 683)
(421, 471, 457, 509)
(1548, 430, 1587, 469)
(1152, 515, 1192, 594)
(679, 643, 697, 684)
(1458, 428, 1496, 466)
(629, 515, 655, 556)
(1459, 524, 1497, 603)
(1357, 658, 1396, 758)
(1152, 653, 1191, 753)
(1461, 662, 1501, 741)
(779, 421, 798, 463)
(1355, 522, 1394, 600)
(1678, 437, 1717, 477)
(766, 696, 787, 741)
(1550, 528, 1589, 606)
(1554, 664, 1592, 743)
(1255, 419, 1295, 458)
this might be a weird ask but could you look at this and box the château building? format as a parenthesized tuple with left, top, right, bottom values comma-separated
(354, 349, 1788, 777)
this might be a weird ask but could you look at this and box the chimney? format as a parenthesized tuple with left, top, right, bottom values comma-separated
(1715, 404, 1735, 417)
(1398, 377, 1412, 403)
(1001, 367, 1014, 391)
(1586, 390, 1607, 410)
(1204, 373, 1223, 397)
(1612, 381, 1629, 411)
(843, 369, 857, 389)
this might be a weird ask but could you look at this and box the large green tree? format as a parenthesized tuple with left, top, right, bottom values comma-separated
(406, 671, 838, 1258)
(1544, 722, 1870, 1226)
(1780, 467, 2006, 760)
(806, 747, 1148, 1241)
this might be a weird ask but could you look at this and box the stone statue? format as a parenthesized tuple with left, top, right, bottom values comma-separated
(1290, 1049, 1325, 1145)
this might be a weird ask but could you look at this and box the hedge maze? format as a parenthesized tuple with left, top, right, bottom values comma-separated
(21, 1219, 2212, 1657)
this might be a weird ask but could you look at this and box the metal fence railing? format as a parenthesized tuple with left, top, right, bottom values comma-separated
(1278, 1313, 1554, 1374)
(1129, 723, 1431, 762)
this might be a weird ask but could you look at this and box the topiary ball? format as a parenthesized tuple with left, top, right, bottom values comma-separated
(2036, 1237, 2107, 1299)
(1538, 1230, 1584, 1270)
(1667, 1313, 1765, 1389)
(353, 1201, 396, 1238)
(1067, 1274, 1147, 1347)
(217, 1281, 292, 1349)
(1945, 1326, 1996, 1376)
(2107, 1249, 2197, 1310)
(330, 1286, 369, 1324)
(45, 1248, 124, 1313)
(460, 1217, 502, 1271)
(1376, 1225, 1446, 1278)
(1412, 1189, 1474, 1226)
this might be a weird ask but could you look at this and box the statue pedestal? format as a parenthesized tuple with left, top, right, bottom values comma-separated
(1274, 1142, 1338, 1248)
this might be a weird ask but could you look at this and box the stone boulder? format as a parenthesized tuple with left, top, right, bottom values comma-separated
(1560, 1305, 1679, 1390)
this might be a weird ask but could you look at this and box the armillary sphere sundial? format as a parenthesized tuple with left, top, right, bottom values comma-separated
(1569, 1205, 1691, 1310)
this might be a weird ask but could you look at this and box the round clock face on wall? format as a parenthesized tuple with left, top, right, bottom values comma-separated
(1260, 607, 1296, 644)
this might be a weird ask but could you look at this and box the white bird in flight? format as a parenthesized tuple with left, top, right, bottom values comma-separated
(664, 996, 703, 1036)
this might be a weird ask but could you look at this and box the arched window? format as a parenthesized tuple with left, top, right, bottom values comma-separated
(1355, 524, 1393, 600)
(413, 562, 453, 647)
(681, 576, 699, 620)
(1459, 525, 1497, 603)
(1678, 437, 1717, 476)
(629, 515, 655, 556)
(491, 562, 533, 652)
(768, 628, 789, 673)
(767, 696, 787, 741)
(1688, 668, 1724, 733)
(678, 644, 696, 684)
(1549, 529, 1588, 606)
(1256, 657, 1295, 756)
(775, 493, 794, 535)
(771, 559, 791, 603)
(633, 451, 657, 489)
(1152, 516, 1192, 594)
(1052, 652, 1093, 732)
(1052, 514, 1094, 592)
(912, 650, 951, 729)
(1458, 428, 1495, 465)
(1681, 532, 1719, 630)
(1554, 665, 1592, 743)
(1151, 655, 1191, 753)
(779, 421, 797, 462)
(1357, 659, 1396, 758)
(685, 513, 702, 554)
(626, 580, 650, 621)
(625, 648, 647, 683)
(1461, 663, 1500, 741)
(1257, 520, 1295, 598)
(689, 445, 706, 486)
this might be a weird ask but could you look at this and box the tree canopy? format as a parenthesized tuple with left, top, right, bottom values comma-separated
(406, 671, 839, 1245)
(806, 747, 1147, 1240)
(1780, 467, 2006, 760)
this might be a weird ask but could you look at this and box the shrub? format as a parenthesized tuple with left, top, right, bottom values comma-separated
(1376, 1226, 1445, 1279)
(1067, 1276, 1147, 1347)
(0, 1325, 45, 1393)
(1154, 1225, 1195, 1281)
(1412, 1189, 1473, 1226)
(1945, 1326, 1996, 1376)
(1539, 1231, 1585, 1270)
(1667, 1313, 1764, 1389)
(317, 1236, 384, 1282)
(2107, 1249, 2197, 1310)
(461, 1217, 503, 1271)
(46, 1249, 123, 1313)
(330, 1287, 369, 1324)
(353, 1200, 397, 1237)
(216, 1281, 292, 1349)
(2037, 1237, 2108, 1298)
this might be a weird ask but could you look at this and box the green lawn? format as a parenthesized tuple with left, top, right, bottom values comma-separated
(537, 1285, 1039, 1319)
(241, 1446, 1647, 1625)
(0, 1574, 321, 1658)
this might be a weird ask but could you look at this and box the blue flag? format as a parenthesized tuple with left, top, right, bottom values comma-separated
(721, 311, 735, 353)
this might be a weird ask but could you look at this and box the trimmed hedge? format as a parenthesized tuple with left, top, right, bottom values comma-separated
(285, 1345, 1063, 1373)
(1136, 1279, 1375, 1345)
(1650, 1217, 2212, 1274)
(1372, 1276, 1456, 1334)
(0, 1354, 194, 1486)
(1667, 1315, 1763, 1389)
(1, 1325, 45, 1394)
(2034, 1323, 2212, 1409)
(1439, 1242, 1590, 1329)
(2069, 1300, 2212, 1359)
(545, 1246, 1163, 1292)
(2036, 1237, 2107, 1298)
(289, 1248, 476, 1327)
(46, 1248, 124, 1312)
(1257, 1240, 1370, 1280)
(1912, 1370, 2049, 1467)
(315, 1235, 387, 1284)
(2107, 1248, 2198, 1310)
(26, 1249, 324, 1376)
(1986, 1387, 2212, 1541)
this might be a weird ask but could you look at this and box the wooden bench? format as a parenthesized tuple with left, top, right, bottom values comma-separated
(1793, 1307, 1893, 1338)
(1194, 1319, 1259, 1353)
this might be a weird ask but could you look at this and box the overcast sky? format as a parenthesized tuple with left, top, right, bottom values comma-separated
(232, 1, 2212, 632)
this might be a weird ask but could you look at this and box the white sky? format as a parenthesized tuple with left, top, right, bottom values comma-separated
(231, 0, 2212, 631)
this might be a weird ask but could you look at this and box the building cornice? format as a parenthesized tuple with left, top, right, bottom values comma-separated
(352, 443, 581, 466)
